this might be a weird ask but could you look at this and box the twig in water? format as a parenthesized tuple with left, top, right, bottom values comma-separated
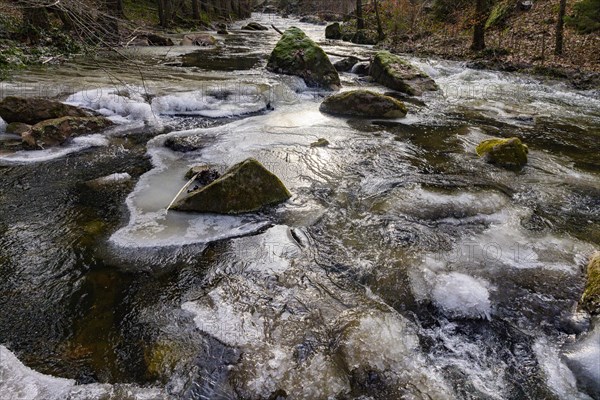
(166, 173, 199, 212)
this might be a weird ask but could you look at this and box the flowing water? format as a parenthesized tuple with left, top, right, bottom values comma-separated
(0, 13, 599, 400)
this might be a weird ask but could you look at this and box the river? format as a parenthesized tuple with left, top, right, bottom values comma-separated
(0, 12, 599, 400)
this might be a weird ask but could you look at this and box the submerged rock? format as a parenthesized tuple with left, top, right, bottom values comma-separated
(475, 137, 528, 170)
(370, 51, 439, 96)
(241, 22, 269, 31)
(320, 90, 407, 119)
(311, 138, 330, 147)
(581, 252, 600, 315)
(0, 96, 91, 125)
(181, 33, 216, 46)
(26, 116, 114, 149)
(172, 158, 291, 214)
(325, 22, 342, 39)
(164, 135, 211, 152)
(267, 27, 340, 90)
(334, 56, 360, 72)
(147, 34, 174, 46)
(85, 173, 132, 189)
(352, 61, 370, 76)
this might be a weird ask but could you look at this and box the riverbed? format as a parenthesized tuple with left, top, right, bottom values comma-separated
(0, 12, 599, 400)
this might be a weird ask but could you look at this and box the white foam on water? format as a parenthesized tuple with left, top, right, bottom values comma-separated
(534, 338, 594, 400)
(0, 134, 109, 165)
(431, 272, 492, 320)
(0, 117, 6, 133)
(0, 345, 170, 400)
(423, 321, 509, 400)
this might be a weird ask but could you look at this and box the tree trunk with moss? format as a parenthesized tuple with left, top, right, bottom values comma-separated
(555, 0, 567, 55)
(356, 0, 364, 30)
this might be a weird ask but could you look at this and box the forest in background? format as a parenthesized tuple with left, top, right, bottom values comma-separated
(0, 0, 598, 83)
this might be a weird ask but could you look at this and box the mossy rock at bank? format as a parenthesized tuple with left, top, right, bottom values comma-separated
(173, 158, 291, 214)
(476, 137, 528, 170)
(581, 252, 600, 315)
(352, 29, 378, 45)
(267, 27, 340, 90)
(370, 51, 439, 96)
(320, 90, 407, 119)
(25, 116, 114, 149)
(325, 22, 342, 39)
(0, 96, 91, 125)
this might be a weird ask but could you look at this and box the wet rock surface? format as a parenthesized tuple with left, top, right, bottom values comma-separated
(267, 27, 340, 90)
(370, 51, 439, 95)
(320, 90, 407, 119)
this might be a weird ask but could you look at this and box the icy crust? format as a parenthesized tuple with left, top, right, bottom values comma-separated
(431, 272, 492, 320)
(0, 134, 109, 165)
(181, 226, 453, 399)
(0, 345, 171, 400)
(66, 83, 272, 122)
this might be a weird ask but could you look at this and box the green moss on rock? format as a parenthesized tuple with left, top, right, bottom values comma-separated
(581, 252, 600, 315)
(370, 51, 439, 96)
(319, 90, 407, 119)
(476, 137, 528, 170)
(267, 27, 340, 90)
(173, 158, 291, 214)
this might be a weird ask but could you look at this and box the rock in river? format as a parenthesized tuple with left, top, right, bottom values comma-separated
(580, 252, 600, 315)
(267, 27, 340, 90)
(334, 56, 360, 72)
(0, 96, 91, 125)
(319, 90, 407, 119)
(475, 137, 528, 170)
(25, 116, 114, 149)
(370, 51, 439, 96)
(172, 158, 291, 214)
(325, 22, 342, 39)
(241, 22, 269, 31)
(181, 34, 216, 46)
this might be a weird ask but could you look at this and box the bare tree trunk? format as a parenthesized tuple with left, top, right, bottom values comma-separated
(192, 0, 200, 19)
(471, 0, 487, 51)
(356, 0, 364, 30)
(374, 0, 384, 41)
(555, 0, 567, 55)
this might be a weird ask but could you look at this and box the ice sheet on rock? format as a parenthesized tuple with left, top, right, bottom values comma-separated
(562, 320, 600, 398)
(109, 133, 270, 248)
(0, 345, 170, 400)
(151, 84, 270, 118)
(66, 88, 155, 122)
(534, 338, 594, 400)
(0, 134, 109, 165)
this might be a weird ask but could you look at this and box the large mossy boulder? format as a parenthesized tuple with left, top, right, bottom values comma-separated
(319, 90, 407, 119)
(476, 137, 528, 170)
(267, 27, 340, 90)
(24, 116, 114, 149)
(325, 22, 342, 39)
(581, 252, 600, 315)
(352, 29, 378, 45)
(0, 96, 90, 125)
(370, 51, 439, 96)
(172, 158, 291, 214)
